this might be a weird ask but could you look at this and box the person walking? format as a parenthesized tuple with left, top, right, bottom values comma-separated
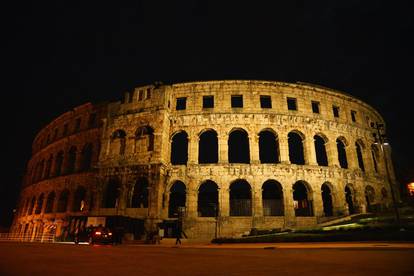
(175, 224, 182, 245)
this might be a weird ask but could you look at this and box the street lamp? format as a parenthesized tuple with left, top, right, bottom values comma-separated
(371, 122, 401, 226)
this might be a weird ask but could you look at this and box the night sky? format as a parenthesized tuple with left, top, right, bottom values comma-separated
(1, 1, 413, 227)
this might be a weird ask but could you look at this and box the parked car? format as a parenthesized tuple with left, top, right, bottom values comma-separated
(74, 226, 114, 245)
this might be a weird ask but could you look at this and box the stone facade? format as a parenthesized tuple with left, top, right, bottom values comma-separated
(11, 80, 397, 240)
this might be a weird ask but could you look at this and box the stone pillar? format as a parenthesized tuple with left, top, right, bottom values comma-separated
(249, 134, 260, 164)
(253, 186, 263, 217)
(305, 135, 318, 165)
(346, 141, 358, 169)
(283, 186, 295, 228)
(218, 134, 228, 164)
(219, 187, 229, 217)
(312, 189, 324, 218)
(327, 140, 340, 167)
(186, 186, 198, 218)
(188, 134, 199, 164)
(279, 132, 290, 164)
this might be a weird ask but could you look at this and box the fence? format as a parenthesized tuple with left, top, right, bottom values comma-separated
(0, 232, 55, 243)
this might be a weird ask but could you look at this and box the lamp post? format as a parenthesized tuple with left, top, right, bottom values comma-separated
(372, 123, 401, 226)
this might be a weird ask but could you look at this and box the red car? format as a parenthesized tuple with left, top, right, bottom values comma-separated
(75, 226, 114, 245)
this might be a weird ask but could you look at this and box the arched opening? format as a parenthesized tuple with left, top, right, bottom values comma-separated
(345, 185, 355, 214)
(103, 179, 121, 208)
(230, 180, 252, 216)
(321, 183, 333, 216)
(314, 135, 328, 166)
(365, 185, 375, 212)
(35, 193, 44, 214)
(44, 155, 53, 178)
(198, 180, 219, 217)
(80, 143, 93, 171)
(44, 192, 55, 213)
(293, 181, 313, 216)
(356, 141, 365, 171)
(66, 146, 77, 174)
(288, 132, 305, 165)
(336, 138, 348, 169)
(198, 130, 218, 164)
(262, 180, 284, 216)
(36, 160, 45, 182)
(259, 130, 280, 164)
(110, 129, 127, 155)
(135, 126, 155, 152)
(57, 189, 69, 213)
(54, 151, 64, 176)
(131, 178, 149, 208)
(28, 197, 36, 215)
(168, 181, 186, 218)
(171, 131, 188, 165)
(72, 186, 87, 212)
(228, 129, 250, 163)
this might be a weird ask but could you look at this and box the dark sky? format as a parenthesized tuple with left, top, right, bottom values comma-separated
(1, 1, 413, 227)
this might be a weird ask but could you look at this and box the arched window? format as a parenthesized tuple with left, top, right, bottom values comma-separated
(356, 141, 365, 171)
(168, 181, 186, 218)
(293, 181, 313, 216)
(72, 186, 87, 212)
(288, 132, 305, 165)
(28, 196, 36, 215)
(57, 189, 69, 213)
(171, 131, 188, 165)
(314, 135, 328, 166)
(44, 155, 53, 179)
(321, 183, 333, 216)
(198, 180, 219, 217)
(103, 179, 121, 208)
(262, 180, 284, 216)
(365, 185, 375, 212)
(34, 194, 44, 214)
(198, 130, 218, 164)
(336, 138, 348, 169)
(259, 130, 279, 164)
(135, 126, 155, 152)
(131, 178, 149, 208)
(230, 180, 252, 216)
(66, 146, 77, 174)
(110, 130, 127, 155)
(44, 191, 55, 213)
(228, 129, 250, 164)
(345, 185, 355, 214)
(54, 151, 64, 176)
(37, 160, 45, 181)
(80, 143, 93, 171)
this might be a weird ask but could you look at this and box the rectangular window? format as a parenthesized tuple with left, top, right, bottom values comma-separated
(287, 97, 297, 110)
(351, 110, 357, 122)
(260, 95, 272, 108)
(146, 88, 151, 99)
(176, 97, 187, 110)
(333, 106, 340, 118)
(74, 118, 81, 132)
(231, 95, 243, 108)
(311, 101, 320, 114)
(203, 96, 214, 108)
(138, 90, 144, 101)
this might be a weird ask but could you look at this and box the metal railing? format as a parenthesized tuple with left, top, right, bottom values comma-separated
(0, 233, 55, 243)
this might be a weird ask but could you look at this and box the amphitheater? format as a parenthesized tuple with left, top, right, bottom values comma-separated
(11, 80, 397, 241)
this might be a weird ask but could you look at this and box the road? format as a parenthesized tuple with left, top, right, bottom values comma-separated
(0, 242, 413, 275)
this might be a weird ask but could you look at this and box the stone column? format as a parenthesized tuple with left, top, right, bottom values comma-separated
(218, 134, 228, 164)
(312, 189, 324, 218)
(253, 186, 263, 217)
(188, 134, 199, 164)
(186, 185, 198, 218)
(219, 187, 229, 217)
(249, 134, 260, 164)
(279, 132, 290, 164)
(305, 135, 318, 165)
(346, 140, 358, 170)
(283, 186, 296, 228)
(327, 140, 340, 167)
